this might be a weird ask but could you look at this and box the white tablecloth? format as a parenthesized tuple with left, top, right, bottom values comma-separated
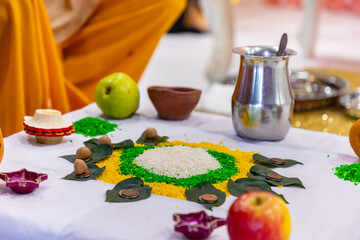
(0, 103, 359, 240)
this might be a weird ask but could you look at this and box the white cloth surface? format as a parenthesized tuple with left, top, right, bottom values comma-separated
(0, 103, 359, 240)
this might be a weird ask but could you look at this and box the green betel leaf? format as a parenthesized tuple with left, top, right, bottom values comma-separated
(62, 164, 105, 181)
(247, 165, 305, 189)
(84, 138, 134, 149)
(112, 139, 134, 149)
(136, 132, 169, 146)
(59, 154, 77, 163)
(84, 138, 99, 148)
(253, 153, 303, 168)
(185, 182, 226, 211)
(60, 144, 113, 164)
(87, 144, 113, 164)
(106, 177, 152, 203)
(157, 136, 169, 143)
(228, 178, 288, 203)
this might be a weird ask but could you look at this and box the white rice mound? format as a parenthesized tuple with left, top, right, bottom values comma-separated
(134, 146, 222, 179)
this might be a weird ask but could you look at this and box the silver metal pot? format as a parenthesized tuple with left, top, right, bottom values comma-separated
(231, 46, 297, 141)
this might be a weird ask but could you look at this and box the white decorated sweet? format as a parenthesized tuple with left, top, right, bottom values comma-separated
(23, 109, 74, 144)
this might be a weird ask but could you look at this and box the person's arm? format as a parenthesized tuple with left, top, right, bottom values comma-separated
(44, 0, 99, 43)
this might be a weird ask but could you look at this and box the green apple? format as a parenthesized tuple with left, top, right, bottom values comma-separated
(95, 73, 139, 119)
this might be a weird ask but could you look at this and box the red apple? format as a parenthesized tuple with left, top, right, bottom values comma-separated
(227, 192, 291, 240)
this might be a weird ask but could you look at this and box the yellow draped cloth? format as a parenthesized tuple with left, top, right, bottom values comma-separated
(0, 0, 186, 137)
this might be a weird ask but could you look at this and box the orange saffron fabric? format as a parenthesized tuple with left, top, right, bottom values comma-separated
(0, 0, 186, 137)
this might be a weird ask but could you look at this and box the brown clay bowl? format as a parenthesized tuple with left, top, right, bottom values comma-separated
(148, 86, 202, 120)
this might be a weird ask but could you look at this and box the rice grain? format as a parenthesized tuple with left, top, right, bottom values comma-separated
(134, 146, 221, 178)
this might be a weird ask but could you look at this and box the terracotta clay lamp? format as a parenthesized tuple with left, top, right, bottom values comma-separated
(148, 86, 201, 120)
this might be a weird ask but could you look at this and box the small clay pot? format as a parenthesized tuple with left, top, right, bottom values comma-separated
(35, 136, 63, 145)
(148, 86, 201, 120)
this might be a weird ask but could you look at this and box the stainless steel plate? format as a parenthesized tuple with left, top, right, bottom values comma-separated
(339, 88, 360, 119)
(290, 70, 349, 111)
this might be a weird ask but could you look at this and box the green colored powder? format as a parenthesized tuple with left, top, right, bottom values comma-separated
(334, 162, 360, 185)
(118, 145, 239, 188)
(73, 117, 118, 137)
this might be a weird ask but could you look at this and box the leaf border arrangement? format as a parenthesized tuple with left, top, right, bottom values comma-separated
(226, 154, 304, 204)
(58, 132, 166, 202)
(60, 137, 138, 181)
(58, 130, 304, 207)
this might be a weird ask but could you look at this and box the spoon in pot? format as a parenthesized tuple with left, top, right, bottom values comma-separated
(277, 33, 288, 56)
